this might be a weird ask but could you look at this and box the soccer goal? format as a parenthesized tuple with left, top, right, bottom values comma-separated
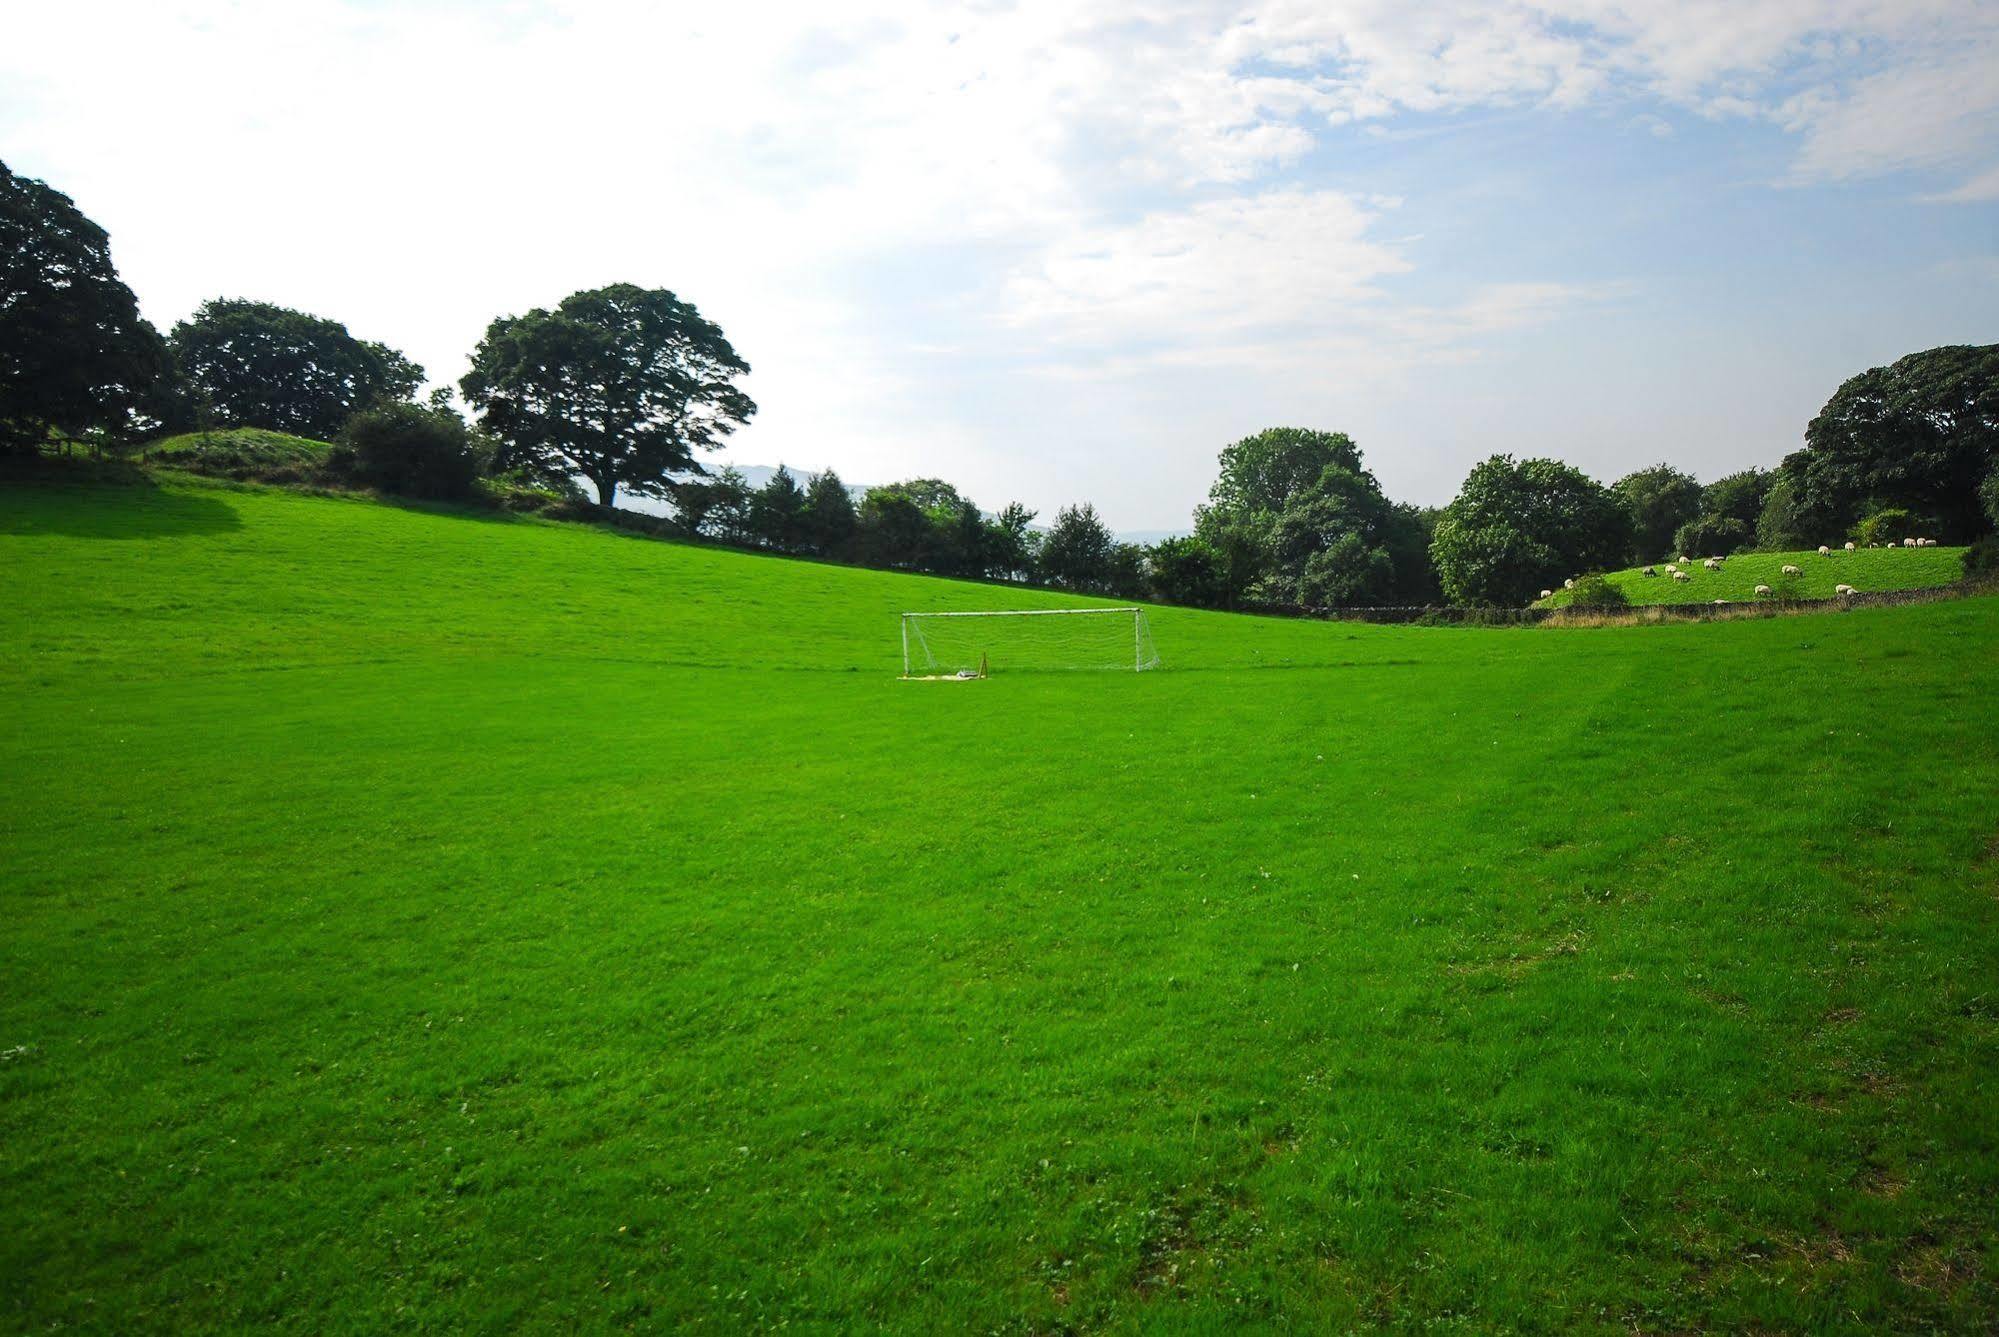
(901, 608, 1160, 677)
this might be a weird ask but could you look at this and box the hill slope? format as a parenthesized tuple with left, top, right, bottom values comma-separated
(1539, 545, 1968, 606)
(4, 474, 1998, 1331)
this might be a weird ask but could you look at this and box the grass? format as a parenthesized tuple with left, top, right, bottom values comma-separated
(4, 469, 1998, 1331)
(1539, 546, 1968, 607)
(141, 428, 336, 480)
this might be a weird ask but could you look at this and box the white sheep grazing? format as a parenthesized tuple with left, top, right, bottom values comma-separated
(1703, 558, 1721, 571)
(1672, 570, 1691, 583)
(1781, 564, 1802, 576)
(1712, 599, 1728, 607)
(1836, 584, 1856, 596)
(1679, 555, 1691, 565)
(1664, 563, 1678, 574)
(1564, 578, 1575, 590)
(1922, 538, 1937, 547)
(1903, 537, 1917, 548)
(1844, 541, 1856, 551)
(1540, 589, 1553, 599)
(1642, 566, 1657, 576)
(1755, 584, 1773, 595)
(1818, 545, 1832, 556)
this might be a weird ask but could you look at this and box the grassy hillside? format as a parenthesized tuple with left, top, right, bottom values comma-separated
(143, 427, 335, 479)
(4, 473, 1998, 1331)
(1539, 545, 1968, 607)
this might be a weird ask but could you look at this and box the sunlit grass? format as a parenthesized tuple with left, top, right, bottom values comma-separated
(3, 472, 1996, 1330)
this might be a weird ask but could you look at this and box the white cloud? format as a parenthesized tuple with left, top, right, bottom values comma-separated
(0, 0, 1991, 526)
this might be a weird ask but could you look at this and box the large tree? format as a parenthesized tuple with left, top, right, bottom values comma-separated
(170, 298, 421, 442)
(1267, 462, 1399, 606)
(801, 469, 857, 557)
(1, 160, 182, 453)
(1780, 345, 1998, 542)
(1039, 503, 1117, 592)
(1430, 455, 1631, 605)
(749, 465, 808, 552)
(1612, 464, 1703, 563)
(1193, 427, 1365, 602)
(460, 284, 754, 507)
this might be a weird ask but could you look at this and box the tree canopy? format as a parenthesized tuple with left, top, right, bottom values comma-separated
(1039, 503, 1117, 592)
(460, 283, 754, 507)
(1, 160, 181, 453)
(1781, 344, 1997, 542)
(169, 299, 421, 442)
(1430, 455, 1631, 605)
(1612, 464, 1703, 563)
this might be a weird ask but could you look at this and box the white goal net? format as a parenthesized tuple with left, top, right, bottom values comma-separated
(901, 608, 1160, 676)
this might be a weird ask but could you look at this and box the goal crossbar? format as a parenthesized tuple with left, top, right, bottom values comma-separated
(901, 607, 1159, 676)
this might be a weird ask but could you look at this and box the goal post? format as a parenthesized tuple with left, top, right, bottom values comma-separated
(901, 607, 1160, 677)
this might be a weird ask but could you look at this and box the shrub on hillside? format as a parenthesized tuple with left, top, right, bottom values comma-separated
(1672, 514, 1751, 557)
(1965, 536, 1999, 581)
(1850, 507, 1927, 547)
(336, 402, 483, 500)
(1563, 573, 1628, 607)
(1981, 465, 1999, 531)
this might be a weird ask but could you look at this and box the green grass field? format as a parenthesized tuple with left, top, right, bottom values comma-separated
(5, 470, 1998, 1331)
(1539, 545, 1968, 608)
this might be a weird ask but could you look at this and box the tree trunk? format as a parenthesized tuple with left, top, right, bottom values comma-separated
(595, 476, 617, 508)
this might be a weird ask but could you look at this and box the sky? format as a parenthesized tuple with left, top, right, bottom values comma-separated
(4, 1, 1996, 531)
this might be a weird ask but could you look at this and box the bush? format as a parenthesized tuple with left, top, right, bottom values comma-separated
(1850, 507, 1928, 547)
(1980, 466, 1999, 531)
(337, 402, 482, 500)
(1965, 535, 1999, 580)
(1564, 573, 1628, 607)
(1672, 514, 1751, 557)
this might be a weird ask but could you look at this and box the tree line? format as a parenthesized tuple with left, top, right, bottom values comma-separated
(5, 158, 1996, 606)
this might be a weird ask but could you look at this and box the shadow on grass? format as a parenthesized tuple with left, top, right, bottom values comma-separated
(0, 457, 244, 539)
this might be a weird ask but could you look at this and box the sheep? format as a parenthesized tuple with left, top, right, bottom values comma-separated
(1712, 599, 1728, 607)
(1903, 537, 1916, 548)
(1754, 584, 1773, 596)
(1844, 541, 1856, 551)
(1836, 583, 1856, 596)
(1781, 564, 1802, 576)
(1672, 570, 1692, 583)
(1818, 545, 1831, 556)
(1679, 555, 1691, 565)
(1641, 565, 1657, 577)
(1703, 558, 1721, 571)
(1664, 563, 1678, 574)
(1540, 589, 1553, 600)
(1564, 578, 1575, 590)
(1921, 537, 1937, 547)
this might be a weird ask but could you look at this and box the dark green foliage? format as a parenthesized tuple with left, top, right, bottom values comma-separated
(1613, 464, 1704, 562)
(1701, 468, 1773, 530)
(749, 466, 808, 552)
(1146, 535, 1226, 607)
(1194, 427, 1365, 601)
(1781, 344, 1998, 541)
(169, 299, 420, 442)
(1, 160, 183, 453)
(801, 469, 857, 558)
(1672, 514, 1752, 557)
(1850, 507, 1925, 547)
(1430, 455, 1631, 605)
(1755, 471, 1810, 550)
(986, 502, 1038, 583)
(1266, 462, 1397, 605)
(1105, 543, 1147, 599)
(461, 284, 754, 508)
(336, 401, 483, 501)
(1962, 535, 1999, 579)
(857, 486, 932, 568)
(1980, 465, 1999, 531)
(1039, 502, 1116, 591)
(1563, 572, 1628, 607)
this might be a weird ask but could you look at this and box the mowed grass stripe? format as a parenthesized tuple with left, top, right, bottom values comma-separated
(2, 476, 1997, 1331)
